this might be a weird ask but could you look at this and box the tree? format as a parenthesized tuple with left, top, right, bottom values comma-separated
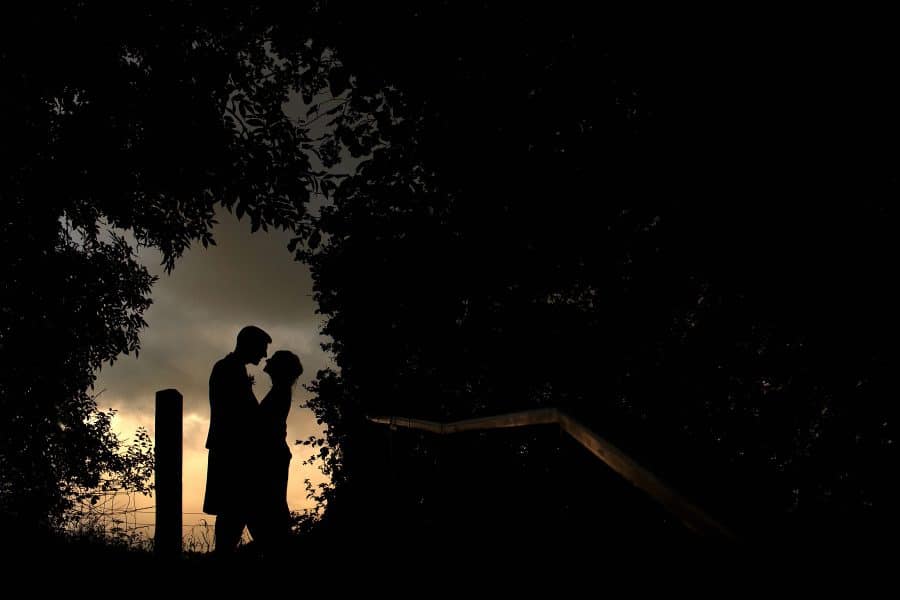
(0, 207, 154, 531)
(0, 2, 334, 531)
(296, 4, 900, 547)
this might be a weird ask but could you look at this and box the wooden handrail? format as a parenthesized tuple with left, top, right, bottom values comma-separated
(367, 408, 737, 541)
(368, 407, 559, 434)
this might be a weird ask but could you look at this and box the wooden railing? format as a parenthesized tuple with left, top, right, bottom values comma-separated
(153, 389, 735, 553)
(368, 408, 737, 541)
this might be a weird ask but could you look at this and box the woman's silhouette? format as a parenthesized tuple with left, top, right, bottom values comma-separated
(254, 349, 303, 556)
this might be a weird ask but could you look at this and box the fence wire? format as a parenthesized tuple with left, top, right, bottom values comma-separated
(64, 489, 217, 553)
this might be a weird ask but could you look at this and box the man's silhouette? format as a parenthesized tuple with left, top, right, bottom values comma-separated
(203, 325, 271, 554)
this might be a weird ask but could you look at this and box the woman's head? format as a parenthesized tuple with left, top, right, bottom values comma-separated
(263, 350, 303, 386)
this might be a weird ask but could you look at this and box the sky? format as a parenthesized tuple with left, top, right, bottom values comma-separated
(93, 207, 333, 542)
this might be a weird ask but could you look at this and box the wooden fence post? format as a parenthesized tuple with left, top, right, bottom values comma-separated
(155, 388, 183, 557)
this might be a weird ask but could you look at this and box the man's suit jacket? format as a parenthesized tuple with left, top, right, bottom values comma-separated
(203, 353, 258, 515)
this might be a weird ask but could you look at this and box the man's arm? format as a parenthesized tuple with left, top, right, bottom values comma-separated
(206, 359, 232, 450)
(207, 358, 253, 451)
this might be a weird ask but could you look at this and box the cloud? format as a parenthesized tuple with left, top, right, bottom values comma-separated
(97, 208, 333, 410)
(151, 208, 319, 324)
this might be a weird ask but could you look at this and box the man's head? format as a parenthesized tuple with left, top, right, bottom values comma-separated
(234, 325, 272, 365)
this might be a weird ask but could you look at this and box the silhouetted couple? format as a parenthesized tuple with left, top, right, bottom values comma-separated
(202, 325, 303, 558)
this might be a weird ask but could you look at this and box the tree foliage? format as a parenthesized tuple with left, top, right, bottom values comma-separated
(0, 209, 157, 530)
(0, 2, 333, 530)
(296, 4, 900, 547)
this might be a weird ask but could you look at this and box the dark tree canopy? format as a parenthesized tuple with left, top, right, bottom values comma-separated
(1, 2, 330, 267)
(295, 4, 900, 550)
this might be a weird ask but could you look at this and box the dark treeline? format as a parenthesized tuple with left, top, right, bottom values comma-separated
(2, 2, 897, 556)
(299, 4, 900, 553)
